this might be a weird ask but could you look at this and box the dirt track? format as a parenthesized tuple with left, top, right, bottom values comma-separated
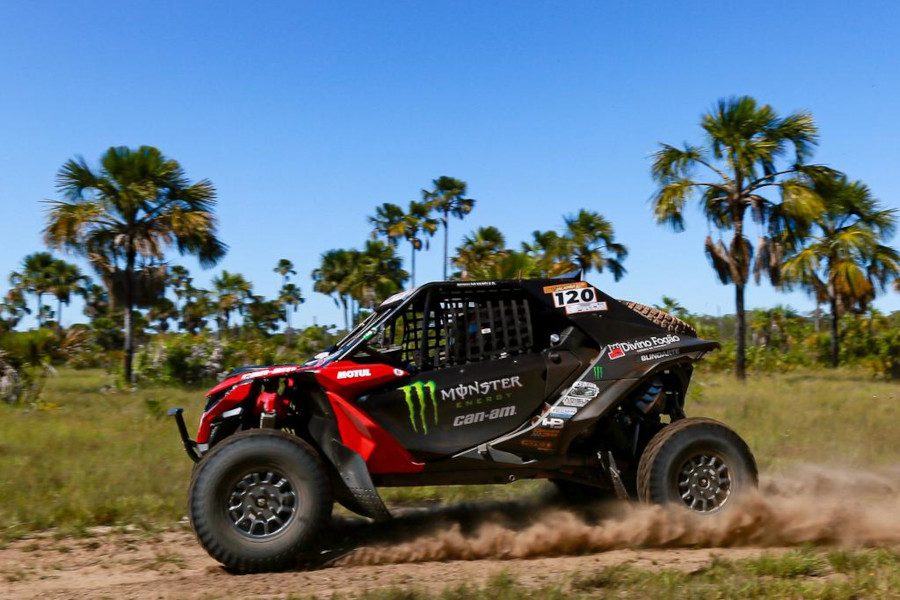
(3, 466, 899, 599)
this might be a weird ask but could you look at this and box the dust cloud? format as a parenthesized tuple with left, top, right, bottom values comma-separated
(334, 466, 900, 566)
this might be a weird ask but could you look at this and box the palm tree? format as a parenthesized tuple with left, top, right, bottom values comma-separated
(0, 287, 30, 331)
(147, 297, 177, 333)
(655, 296, 689, 320)
(10, 252, 57, 326)
(368, 202, 437, 286)
(212, 270, 252, 337)
(312, 249, 356, 331)
(650, 96, 829, 379)
(402, 201, 438, 287)
(470, 250, 543, 281)
(243, 295, 285, 336)
(368, 203, 406, 246)
(782, 174, 900, 367)
(47, 259, 89, 331)
(166, 265, 192, 329)
(44, 146, 226, 381)
(274, 259, 297, 284)
(278, 283, 305, 345)
(423, 176, 475, 280)
(345, 241, 408, 314)
(561, 210, 628, 280)
(522, 230, 570, 276)
(180, 286, 213, 334)
(453, 226, 507, 280)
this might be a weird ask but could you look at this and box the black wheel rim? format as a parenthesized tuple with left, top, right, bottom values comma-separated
(675, 453, 732, 513)
(227, 470, 298, 538)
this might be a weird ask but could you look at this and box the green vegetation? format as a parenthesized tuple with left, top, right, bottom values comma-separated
(287, 548, 900, 599)
(44, 145, 226, 382)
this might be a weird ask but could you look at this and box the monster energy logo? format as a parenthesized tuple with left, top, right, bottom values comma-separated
(400, 381, 438, 434)
(593, 366, 604, 379)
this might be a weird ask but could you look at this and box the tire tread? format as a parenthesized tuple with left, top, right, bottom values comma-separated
(619, 300, 698, 337)
(188, 429, 332, 573)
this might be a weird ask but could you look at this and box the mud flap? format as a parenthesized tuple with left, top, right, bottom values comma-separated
(324, 440, 392, 521)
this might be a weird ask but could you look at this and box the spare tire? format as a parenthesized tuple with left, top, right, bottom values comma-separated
(619, 300, 697, 337)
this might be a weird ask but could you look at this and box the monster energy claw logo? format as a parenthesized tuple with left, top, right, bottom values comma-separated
(401, 381, 438, 434)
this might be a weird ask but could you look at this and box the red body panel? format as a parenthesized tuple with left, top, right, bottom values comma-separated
(328, 391, 424, 474)
(206, 364, 307, 397)
(198, 360, 422, 473)
(197, 381, 253, 444)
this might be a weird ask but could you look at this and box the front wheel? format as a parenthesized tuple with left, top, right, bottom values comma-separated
(637, 418, 757, 513)
(188, 429, 333, 572)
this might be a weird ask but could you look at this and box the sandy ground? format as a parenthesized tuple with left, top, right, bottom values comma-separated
(0, 526, 779, 600)
(4, 466, 900, 599)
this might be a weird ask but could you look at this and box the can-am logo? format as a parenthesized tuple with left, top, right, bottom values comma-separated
(606, 334, 680, 360)
(336, 368, 371, 380)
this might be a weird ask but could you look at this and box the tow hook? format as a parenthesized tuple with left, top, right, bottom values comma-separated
(600, 451, 630, 500)
(169, 408, 201, 463)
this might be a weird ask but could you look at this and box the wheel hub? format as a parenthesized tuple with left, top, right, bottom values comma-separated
(227, 470, 297, 538)
(677, 454, 732, 512)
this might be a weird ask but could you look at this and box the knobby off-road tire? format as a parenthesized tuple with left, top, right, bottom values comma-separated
(619, 300, 697, 337)
(637, 418, 757, 513)
(188, 429, 333, 573)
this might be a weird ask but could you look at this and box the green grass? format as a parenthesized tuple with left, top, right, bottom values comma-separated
(688, 367, 900, 471)
(0, 369, 198, 539)
(1, 367, 898, 539)
(285, 549, 900, 599)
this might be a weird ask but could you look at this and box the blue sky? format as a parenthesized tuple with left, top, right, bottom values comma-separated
(2, 1, 898, 329)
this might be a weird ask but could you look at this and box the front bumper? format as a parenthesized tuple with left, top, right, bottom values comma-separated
(168, 407, 201, 463)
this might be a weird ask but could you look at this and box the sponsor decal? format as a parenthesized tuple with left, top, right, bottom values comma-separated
(240, 366, 298, 380)
(550, 406, 577, 418)
(566, 301, 607, 314)
(561, 380, 600, 407)
(336, 368, 372, 380)
(605, 334, 681, 361)
(640, 349, 680, 362)
(563, 396, 590, 408)
(453, 405, 517, 427)
(442, 377, 523, 404)
(592, 366, 604, 379)
(532, 428, 561, 438)
(541, 417, 565, 429)
(544, 281, 607, 315)
(542, 281, 588, 294)
(521, 439, 553, 450)
(393, 368, 406, 377)
(400, 381, 438, 434)
(456, 281, 497, 288)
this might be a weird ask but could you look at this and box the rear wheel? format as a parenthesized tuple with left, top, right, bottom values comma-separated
(188, 429, 333, 572)
(637, 418, 757, 513)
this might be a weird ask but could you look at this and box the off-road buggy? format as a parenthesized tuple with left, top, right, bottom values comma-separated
(171, 276, 757, 572)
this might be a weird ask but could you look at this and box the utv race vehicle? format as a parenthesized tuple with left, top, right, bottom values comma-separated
(171, 276, 757, 572)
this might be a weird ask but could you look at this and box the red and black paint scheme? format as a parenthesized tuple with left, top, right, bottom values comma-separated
(172, 275, 756, 573)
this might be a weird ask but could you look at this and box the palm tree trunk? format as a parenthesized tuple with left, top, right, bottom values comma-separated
(735, 283, 747, 381)
(123, 249, 136, 384)
(341, 297, 349, 331)
(829, 296, 840, 368)
(36, 293, 43, 327)
(285, 305, 293, 347)
(442, 210, 449, 281)
(57, 298, 63, 334)
(411, 243, 416, 288)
